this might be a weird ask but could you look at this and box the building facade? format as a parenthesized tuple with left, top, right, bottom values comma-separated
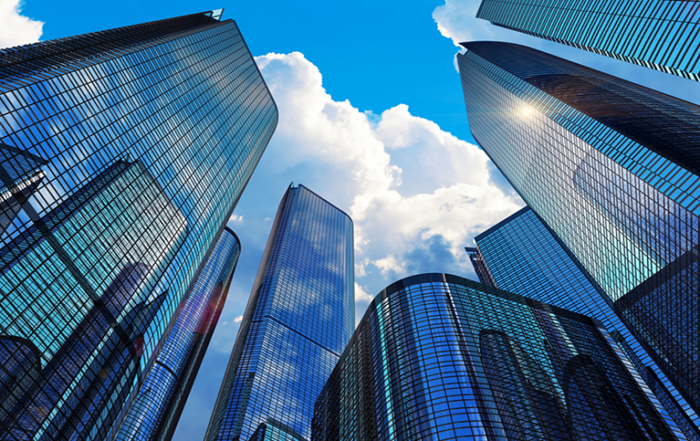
(116, 228, 241, 441)
(458, 40, 700, 424)
(469, 206, 700, 439)
(0, 10, 277, 440)
(476, 0, 700, 81)
(204, 185, 354, 441)
(313, 273, 680, 441)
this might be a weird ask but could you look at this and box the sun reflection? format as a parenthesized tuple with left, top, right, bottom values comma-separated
(519, 104, 536, 118)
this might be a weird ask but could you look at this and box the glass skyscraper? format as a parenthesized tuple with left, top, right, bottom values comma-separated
(204, 184, 354, 441)
(468, 206, 700, 439)
(458, 40, 700, 422)
(313, 273, 681, 440)
(117, 228, 241, 441)
(476, 0, 700, 81)
(0, 10, 277, 440)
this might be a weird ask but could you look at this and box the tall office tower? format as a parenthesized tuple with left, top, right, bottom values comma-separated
(468, 206, 700, 440)
(0, 10, 277, 441)
(457, 41, 700, 422)
(313, 273, 681, 441)
(204, 184, 354, 441)
(117, 228, 241, 441)
(476, 0, 700, 81)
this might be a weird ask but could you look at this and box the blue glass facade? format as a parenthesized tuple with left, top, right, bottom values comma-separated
(313, 273, 679, 440)
(204, 185, 354, 441)
(0, 10, 277, 440)
(117, 228, 241, 441)
(470, 206, 699, 439)
(458, 41, 700, 424)
(249, 419, 305, 441)
(476, 0, 700, 81)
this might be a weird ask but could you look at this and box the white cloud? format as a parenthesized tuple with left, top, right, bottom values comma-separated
(372, 255, 403, 277)
(233, 315, 243, 323)
(354, 283, 373, 304)
(355, 258, 369, 278)
(430, 0, 700, 107)
(255, 51, 522, 300)
(229, 214, 244, 223)
(431, 0, 561, 71)
(0, 0, 43, 49)
(432, 0, 555, 50)
(433, 0, 495, 46)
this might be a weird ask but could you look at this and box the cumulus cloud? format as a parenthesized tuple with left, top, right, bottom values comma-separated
(355, 283, 374, 304)
(233, 315, 243, 323)
(0, 0, 43, 49)
(431, 0, 551, 71)
(255, 51, 523, 304)
(432, 0, 497, 46)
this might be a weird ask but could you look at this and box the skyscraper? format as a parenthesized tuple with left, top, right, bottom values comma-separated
(0, 10, 277, 440)
(117, 228, 241, 441)
(468, 206, 700, 439)
(476, 0, 700, 81)
(313, 273, 681, 441)
(204, 185, 354, 441)
(458, 40, 700, 420)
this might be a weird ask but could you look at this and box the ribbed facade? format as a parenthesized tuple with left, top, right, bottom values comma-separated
(204, 185, 354, 441)
(477, 0, 700, 81)
(464, 246, 496, 287)
(458, 40, 700, 424)
(117, 228, 241, 441)
(0, 10, 277, 440)
(313, 273, 678, 440)
(471, 206, 698, 440)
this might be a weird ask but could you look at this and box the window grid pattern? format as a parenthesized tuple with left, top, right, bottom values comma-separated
(461, 42, 700, 216)
(116, 228, 241, 441)
(313, 273, 677, 441)
(458, 46, 700, 420)
(205, 185, 354, 441)
(248, 419, 306, 441)
(464, 246, 497, 287)
(477, 0, 700, 81)
(0, 13, 277, 441)
(471, 206, 697, 440)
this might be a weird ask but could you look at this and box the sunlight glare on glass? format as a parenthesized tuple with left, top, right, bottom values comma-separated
(518, 103, 536, 119)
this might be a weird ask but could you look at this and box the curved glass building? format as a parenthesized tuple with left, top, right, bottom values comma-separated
(458, 41, 700, 423)
(476, 0, 700, 81)
(205, 184, 354, 441)
(469, 207, 699, 440)
(0, 10, 277, 440)
(313, 273, 680, 441)
(116, 228, 241, 441)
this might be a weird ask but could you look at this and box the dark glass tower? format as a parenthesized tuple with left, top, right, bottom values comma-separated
(117, 228, 241, 441)
(313, 273, 679, 441)
(469, 206, 699, 439)
(458, 41, 700, 422)
(476, 0, 700, 81)
(204, 185, 354, 441)
(0, 10, 277, 440)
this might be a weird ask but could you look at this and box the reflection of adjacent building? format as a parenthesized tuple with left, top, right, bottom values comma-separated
(476, 0, 700, 81)
(468, 206, 699, 440)
(312, 273, 680, 441)
(117, 228, 241, 441)
(458, 41, 700, 426)
(249, 419, 306, 441)
(0, 143, 47, 238)
(205, 185, 354, 441)
(0, 159, 188, 439)
(38, 279, 167, 441)
(0, 7, 278, 439)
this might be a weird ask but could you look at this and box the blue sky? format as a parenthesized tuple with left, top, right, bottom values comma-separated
(3, 0, 700, 439)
